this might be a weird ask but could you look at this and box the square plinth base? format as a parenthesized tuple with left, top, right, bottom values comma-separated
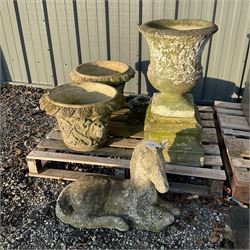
(144, 105, 204, 166)
(151, 93, 196, 117)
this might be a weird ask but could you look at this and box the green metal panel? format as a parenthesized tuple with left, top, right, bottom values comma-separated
(77, 0, 91, 63)
(0, 0, 27, 82)
(204, 0, 250, 102)
(108, 0, 139, 94)
(17, 0, 53, 84)
(86, 0, 107, 61)
(0, 14, 14, 81)
(46, 0, 78, 84)
(77, 0, 107, 62)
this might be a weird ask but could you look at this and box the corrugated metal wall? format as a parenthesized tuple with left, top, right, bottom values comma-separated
(1, 0, 249, 102)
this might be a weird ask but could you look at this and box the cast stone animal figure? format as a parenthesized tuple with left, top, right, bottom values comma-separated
(56, 140, 180, 232)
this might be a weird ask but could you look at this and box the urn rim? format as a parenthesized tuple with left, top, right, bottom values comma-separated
(70, 60, 135, 85)
(47, 82, 119, 109)
(139, 19, 218, 37)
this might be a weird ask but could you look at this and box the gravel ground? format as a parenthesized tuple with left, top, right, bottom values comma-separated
(0, 84, 232, 249)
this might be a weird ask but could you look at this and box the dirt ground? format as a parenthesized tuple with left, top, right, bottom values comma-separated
(0, 85, 235, 249)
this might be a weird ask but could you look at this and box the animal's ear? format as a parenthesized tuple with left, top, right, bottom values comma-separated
(160, 140, 168, 148)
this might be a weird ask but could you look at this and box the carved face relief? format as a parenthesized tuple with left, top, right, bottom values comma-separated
(90, 120, 107, 139)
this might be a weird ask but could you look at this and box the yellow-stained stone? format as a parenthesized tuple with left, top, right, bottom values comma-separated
(151, 93, 196, 117)
(144, 104, 204, 166)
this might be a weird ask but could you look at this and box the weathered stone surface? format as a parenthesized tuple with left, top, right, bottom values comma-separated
(69, 61, 135, 94)
(151, 93, 196, 117)
(144, 105, 204, 166)
(40, 83, 123, 151)
(139, 19, 218, 102)
(56, 140, 180, 232)
(139, 19, 217, 165)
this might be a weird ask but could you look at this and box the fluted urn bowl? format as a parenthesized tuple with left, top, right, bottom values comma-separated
(40, 83, 123, 151)
(69, 61, 135, 94)
(139, 19, 218, 111)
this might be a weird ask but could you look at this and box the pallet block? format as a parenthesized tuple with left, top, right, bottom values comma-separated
(27, 106, 226, 197)
(215, 101, 250, 203)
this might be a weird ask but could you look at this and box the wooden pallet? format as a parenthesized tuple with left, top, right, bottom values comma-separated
(215, 101, 250, 203)
(27, 106, 226, 197)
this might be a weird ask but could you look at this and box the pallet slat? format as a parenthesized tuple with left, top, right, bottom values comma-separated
(241, 150, 250, 158)
(203, 155, 223, 166)
(37, 139, 133, 159)
(222, 128, 250, 138)
(231, 158, 250, 169)
(214, 101, 242, 110)
(201, 120, 215, 128)
(201, 128, 218, 143)
(169, 182, 210, 196)
(199, 112, 214, 120)
(197, 106, 213, 112)
(215, 107, 244, 116)
(48, 128, 219, 145)
(234, 171, 250, 185)
(27, 150, 131, 168)
(29, 168, 117, 181)
(165, 164, 226, 180)
(27, 150, 226, 180)
(44, 135, 220, 155)
(218, 114, 250, 131)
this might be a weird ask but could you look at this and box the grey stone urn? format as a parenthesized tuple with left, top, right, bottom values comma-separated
(139, 19, 218, 116)
(69, 61, 135, 94)
(139, 19, 218, 166)
(40, 83, 123, 151)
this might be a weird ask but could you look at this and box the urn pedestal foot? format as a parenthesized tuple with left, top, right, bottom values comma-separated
(151, 93, 196, 117)
(144, 102, 204, 166)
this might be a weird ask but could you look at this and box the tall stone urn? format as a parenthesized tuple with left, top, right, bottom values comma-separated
(40, 83, 123, 151)
(69, 61, 135, 95)
(139, 19, 218, 165)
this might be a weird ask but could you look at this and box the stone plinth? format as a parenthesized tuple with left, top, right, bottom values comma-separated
(144, 95, 204, 166)
(151, 93, 196, 117)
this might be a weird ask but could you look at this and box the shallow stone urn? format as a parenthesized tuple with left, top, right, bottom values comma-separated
(139, 19, 218, 166)
(69, 61, 135, 94)
(39, 83, 123, 151)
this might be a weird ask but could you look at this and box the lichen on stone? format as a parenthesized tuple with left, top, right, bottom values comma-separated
(56, 140, 180, 232)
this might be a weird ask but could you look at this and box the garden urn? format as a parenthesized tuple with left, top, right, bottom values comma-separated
(139, 19, 218, 116)
(69, 61, 135, 95)
(139, 19, 218, 165)
(39, 83, 123, 151)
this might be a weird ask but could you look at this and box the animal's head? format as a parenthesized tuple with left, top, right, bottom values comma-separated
(130, 140, 169, 193)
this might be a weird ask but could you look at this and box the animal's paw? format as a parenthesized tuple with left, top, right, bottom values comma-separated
(171, 207, 181, 217)
(157, 199, 181, 217)
(114, 218, 129, 232)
